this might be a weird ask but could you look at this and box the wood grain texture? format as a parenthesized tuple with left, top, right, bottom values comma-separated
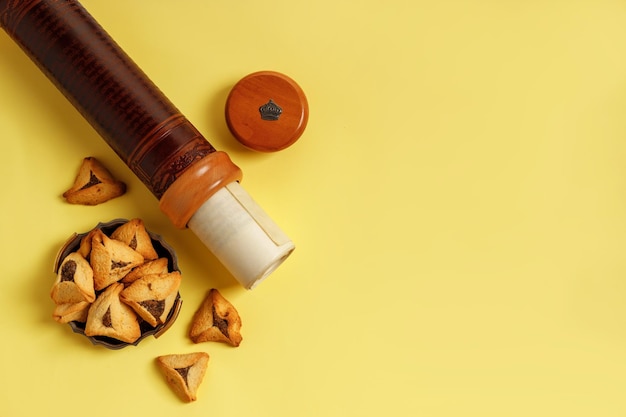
(225, 71, 308, 152)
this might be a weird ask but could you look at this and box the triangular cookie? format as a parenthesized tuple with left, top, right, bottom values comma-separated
(156, 352, 209, 402)
(189, 289, 242, 347)
(53, 301, 91, 324)
(51, 252, 96, 304)
(120, 271, 181, 327)
(77, 229, 99, 260)
(50, 282, 88, 305)
(90, 230, 144, 290)
(111, 218, 158, 260)
(62, 157, 126, 205)
(121, 257, 169, 284)
(85, 282, 141, 343)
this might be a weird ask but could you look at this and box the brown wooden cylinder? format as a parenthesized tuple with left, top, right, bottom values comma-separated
(0, 0, 241, 211)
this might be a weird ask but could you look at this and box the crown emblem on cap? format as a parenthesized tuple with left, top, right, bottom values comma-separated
(259, 99, 283, 121)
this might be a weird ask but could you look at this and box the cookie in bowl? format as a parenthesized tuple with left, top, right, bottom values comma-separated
(51, 218, 182, 349)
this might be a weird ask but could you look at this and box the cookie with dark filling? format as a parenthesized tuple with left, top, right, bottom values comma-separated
(85, 282, 141, 343)
(156, 352, 209, 402)
(120, 271, 181, 327)
(62, 157, 126, 205)
(50, 252, 96, 304)
(90, 229, 144, 290)
(111, 218, 158, 260)
(189, 289, 242, 347)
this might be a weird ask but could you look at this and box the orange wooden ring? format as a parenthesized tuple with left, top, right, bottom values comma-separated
(159, 151, 243, 228)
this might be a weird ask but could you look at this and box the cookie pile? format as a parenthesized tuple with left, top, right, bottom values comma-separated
(50, 219, 246, 403)
(50, 218, 181, 344)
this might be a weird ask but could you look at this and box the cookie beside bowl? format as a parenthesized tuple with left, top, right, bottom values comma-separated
(52, 218, 182, 349)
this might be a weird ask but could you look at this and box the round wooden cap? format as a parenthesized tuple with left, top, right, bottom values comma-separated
(225, 71, 309, 152)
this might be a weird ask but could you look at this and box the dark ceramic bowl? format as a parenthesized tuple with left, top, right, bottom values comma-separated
(53, 218, 182, 349)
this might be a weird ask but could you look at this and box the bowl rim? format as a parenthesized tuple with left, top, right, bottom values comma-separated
(53, 218, 182, 349)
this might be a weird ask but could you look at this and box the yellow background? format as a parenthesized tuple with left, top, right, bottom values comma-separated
(2, 0, 626, 415)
